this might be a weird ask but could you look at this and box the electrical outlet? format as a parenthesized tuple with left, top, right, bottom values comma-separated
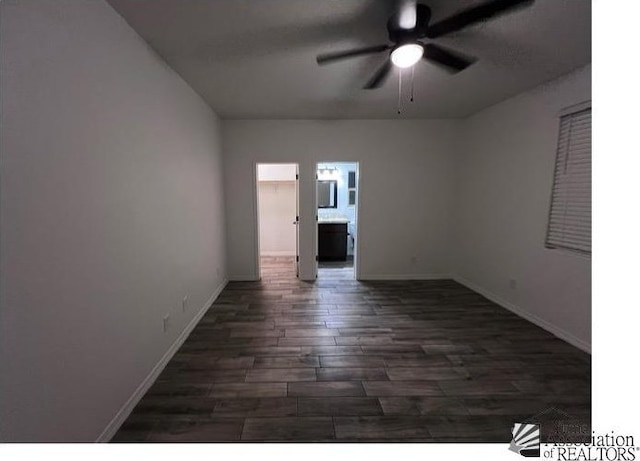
(509, 278, 517, 289)
(163, 314, 170, 332)
(182, 295, 189, 312)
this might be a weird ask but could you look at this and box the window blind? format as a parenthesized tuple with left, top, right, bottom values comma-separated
(545, 105, 591, 254)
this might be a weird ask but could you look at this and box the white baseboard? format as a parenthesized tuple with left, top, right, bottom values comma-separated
(359, 273, 452, 281)
(228, 274, 260, 281)
(96, 278, 229, 442)
(453, 275, 591, 354)
(260, 251, 295, 256)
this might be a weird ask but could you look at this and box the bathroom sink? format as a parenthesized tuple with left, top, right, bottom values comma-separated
(318, 213, 349, 224)
(319, 218, 349, 224)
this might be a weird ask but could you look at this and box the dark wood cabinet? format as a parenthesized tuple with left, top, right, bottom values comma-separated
(318, 223, 348, 261)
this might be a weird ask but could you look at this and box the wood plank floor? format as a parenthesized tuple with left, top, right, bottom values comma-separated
(112, 257, 591, 442)
(318, 258, 354, 280)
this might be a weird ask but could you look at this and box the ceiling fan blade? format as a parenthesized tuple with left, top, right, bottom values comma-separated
(426, 0, 534, 38)
(423, 43, 476, 73)
(364, 58, 393, 89)
(414, 3, 432, 37)
(316, 45, 390, 65)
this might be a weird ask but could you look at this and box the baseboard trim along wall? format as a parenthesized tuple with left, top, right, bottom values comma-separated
(359, 273, 452, 281)
(96, 278, 229, 442)
(453, 275, 591, 354)
(228, 274, 260, 282)
(260, 251, 296, 257)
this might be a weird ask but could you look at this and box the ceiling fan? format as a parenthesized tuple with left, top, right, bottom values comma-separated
(316, 0, 535, 89)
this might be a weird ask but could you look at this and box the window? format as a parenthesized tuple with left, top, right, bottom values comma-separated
(348, 190, 356, 206)
(347, 171, 356, 206)
(348, 171, 356, 188)
(545, 102, 591, 255)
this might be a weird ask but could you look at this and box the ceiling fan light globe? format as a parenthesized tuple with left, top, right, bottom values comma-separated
(391, 43, 424, 68)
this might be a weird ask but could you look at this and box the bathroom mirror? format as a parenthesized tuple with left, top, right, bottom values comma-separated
(317, 180, 338, 208)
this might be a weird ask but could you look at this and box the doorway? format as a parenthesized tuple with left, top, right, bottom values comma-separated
(256, 163, 299, 280)
(316, 162, 359, 280)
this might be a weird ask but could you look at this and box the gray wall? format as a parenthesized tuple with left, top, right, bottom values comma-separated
(452, 65, 592, 351)
(222, 120, 460, 281)
(0, 0, 227, 441)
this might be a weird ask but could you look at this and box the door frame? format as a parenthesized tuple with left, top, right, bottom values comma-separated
(254, 162, 300, 280)
(315, 161, 362, 280)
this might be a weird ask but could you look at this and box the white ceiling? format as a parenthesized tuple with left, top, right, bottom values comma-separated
(107, 0, 591, 119)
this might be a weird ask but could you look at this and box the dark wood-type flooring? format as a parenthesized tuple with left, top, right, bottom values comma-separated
(318, 257, 354, 280)
(113, 257, 590, 442)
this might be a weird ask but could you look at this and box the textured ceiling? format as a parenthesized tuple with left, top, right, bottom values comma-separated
(107, 0, 591, 119)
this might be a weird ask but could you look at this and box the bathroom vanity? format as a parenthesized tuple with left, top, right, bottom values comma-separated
(318, 220, 348, 261)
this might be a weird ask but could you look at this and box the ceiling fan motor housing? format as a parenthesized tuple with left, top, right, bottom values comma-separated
(387, 3, 431, 44)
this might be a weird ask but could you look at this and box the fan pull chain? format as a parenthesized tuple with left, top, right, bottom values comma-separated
(410, 66, 415, 102)
(397, 68, 402, 115)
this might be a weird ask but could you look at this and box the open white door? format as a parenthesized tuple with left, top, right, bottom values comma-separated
(294, 165, 300, 277)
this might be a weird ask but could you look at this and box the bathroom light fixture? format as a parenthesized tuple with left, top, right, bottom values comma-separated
(390, 43, 424, 68)
(318, 166, 340, 180)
